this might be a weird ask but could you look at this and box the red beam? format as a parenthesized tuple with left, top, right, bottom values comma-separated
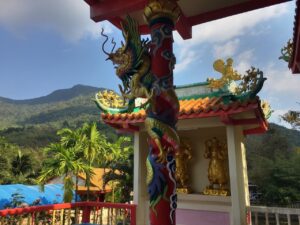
(109, 17, 150, 35)
(176, 13, 192, 40)
(290, 0, 300, 73)
(189, 0, 291, 27)
(90, 0, 147, 22)
(84, 0, 98, 6)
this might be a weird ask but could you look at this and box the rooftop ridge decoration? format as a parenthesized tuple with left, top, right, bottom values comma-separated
(279, 39, 293, 63)
(208, 58, 266, 103)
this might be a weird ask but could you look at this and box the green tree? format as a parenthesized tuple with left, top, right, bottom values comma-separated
(103, 137, 134, 203)
(57, 123, 108, 201)
(282, 110, 300, 129)
(38, 143, 93, 202)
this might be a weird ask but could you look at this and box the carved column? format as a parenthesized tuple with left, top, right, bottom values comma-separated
(144, 1, 180, 225)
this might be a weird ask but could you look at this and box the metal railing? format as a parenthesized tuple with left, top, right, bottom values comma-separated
(0, 201, 136, 225)
(248, 205, 300, 225)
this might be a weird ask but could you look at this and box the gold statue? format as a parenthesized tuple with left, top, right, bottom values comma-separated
(203, 137, 229, 196)
(175, 138, 193, 194)
(208, 58, 241, 90)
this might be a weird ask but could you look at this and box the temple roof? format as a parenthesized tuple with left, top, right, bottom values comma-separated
(98, 81, 269, 135)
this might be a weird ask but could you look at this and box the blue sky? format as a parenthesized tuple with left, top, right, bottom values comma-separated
(0, 0, 299, 126)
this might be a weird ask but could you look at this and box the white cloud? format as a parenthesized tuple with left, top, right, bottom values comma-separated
(175, 50, 197, 73)
(213, 39, 240, 58)
(263, 64, 300, 94)
(235, 49, 255, 73)
(173, 3, 288, 73)
(0, 0, 114, 42)
(174, 3, 288, 45)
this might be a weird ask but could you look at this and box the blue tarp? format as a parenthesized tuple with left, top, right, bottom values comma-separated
(0, 184, 74, 209)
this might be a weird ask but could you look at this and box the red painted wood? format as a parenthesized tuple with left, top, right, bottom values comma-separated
(82, 205, 91, 223)
(290, 0, 300, 73)
(86, 0, 289, 39)
(0, 201, 136, 215)
(90, 0, 147, 22)
(176, 13, 192, 40)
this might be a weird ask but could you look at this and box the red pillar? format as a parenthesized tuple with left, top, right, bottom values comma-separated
(144, 1, 180, 225)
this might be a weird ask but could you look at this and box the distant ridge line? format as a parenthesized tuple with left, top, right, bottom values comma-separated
(0, 84, 104, 105)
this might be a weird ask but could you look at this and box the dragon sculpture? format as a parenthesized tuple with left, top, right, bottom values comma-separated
(96, 15, 180, 225)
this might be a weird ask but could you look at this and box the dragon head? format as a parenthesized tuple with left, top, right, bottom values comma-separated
(101, 29, 133, 84)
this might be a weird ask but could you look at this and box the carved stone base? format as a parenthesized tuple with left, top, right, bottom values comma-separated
(202, 188, 230, 196)
(177, 188, 192, 194)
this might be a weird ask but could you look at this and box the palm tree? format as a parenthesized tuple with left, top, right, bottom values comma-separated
(80, 123, 107, 200)
(57, 123, 108, 201)
(103, 137, 134, 203)
(38, 143, 94, 202)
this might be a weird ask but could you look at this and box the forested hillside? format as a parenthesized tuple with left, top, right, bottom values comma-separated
(0, 84, 116, 147)
(246, 123, 300, 206)
(0, 85, 299, 206)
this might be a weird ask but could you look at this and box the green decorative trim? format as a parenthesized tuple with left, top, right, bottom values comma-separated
(175, 81, 209, 89)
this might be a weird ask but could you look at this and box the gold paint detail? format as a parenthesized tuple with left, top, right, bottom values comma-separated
(146, 158, 154, 185)
(144, 0, 180, 24)
(175, 137, 193, 190)
(208, 58, 264, 95)
(145, 117, 180, 163)
(96, 90, 127, 109)
(203, 188, 230, 196)
(279, 39, 293, 63)
(208, 58, 241, 90)
(260, 100, 272, 120)
(176, 188, 191, 194)
(203, 137, 230, 196)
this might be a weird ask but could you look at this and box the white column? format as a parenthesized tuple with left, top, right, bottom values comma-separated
(133, 131, 149, 225)
(226, 126, 249, 225)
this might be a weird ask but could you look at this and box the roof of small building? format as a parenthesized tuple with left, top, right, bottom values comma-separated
(77, 168, 111, 192)
(97, 76, 270, 135)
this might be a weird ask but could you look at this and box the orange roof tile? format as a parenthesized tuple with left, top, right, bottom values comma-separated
(102, 97, 260, 124)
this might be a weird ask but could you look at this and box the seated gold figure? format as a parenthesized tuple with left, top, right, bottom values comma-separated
(175, 138, 193, 193)
(203, 137, 229, 196)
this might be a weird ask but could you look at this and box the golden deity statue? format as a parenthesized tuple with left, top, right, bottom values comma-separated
(203, 137, 229, 196)
(175, 138, 193, 194)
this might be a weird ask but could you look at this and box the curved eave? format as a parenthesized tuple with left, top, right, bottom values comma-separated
(290, 0, 300, 74)
(101, 97, 268, 135)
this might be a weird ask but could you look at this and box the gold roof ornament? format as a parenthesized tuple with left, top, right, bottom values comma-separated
(95, 90, 128, 112)
(260, 100, 272, 120)
(279, 39, 293, 63)
(208, 58, 241, 90)
(144, 0, 181, 24)
(208, 58, 266, 99)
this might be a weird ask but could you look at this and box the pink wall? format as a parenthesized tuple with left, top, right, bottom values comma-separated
(176, 209, 230, 225)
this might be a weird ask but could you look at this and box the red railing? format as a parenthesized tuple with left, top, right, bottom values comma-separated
(0, 201, 136, 225)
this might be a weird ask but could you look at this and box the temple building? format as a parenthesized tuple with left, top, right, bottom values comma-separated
(96, 58, 271, 225)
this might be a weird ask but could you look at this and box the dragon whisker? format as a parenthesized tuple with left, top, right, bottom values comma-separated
(111, 38, 116, 53)
(101, 28, 110, 56)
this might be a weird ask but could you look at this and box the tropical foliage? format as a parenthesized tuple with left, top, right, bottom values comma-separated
(103, 137, 134, 203)
(246, 123, 300, 206)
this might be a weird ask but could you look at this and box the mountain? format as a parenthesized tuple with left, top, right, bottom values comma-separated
(0, 85, 116, 147)
(0, 84, 101, 105)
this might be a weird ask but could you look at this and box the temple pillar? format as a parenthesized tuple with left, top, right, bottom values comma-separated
(226, 126, 250, 225)
(133, 131, 149, 225)
(143, 1, 180, 225)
